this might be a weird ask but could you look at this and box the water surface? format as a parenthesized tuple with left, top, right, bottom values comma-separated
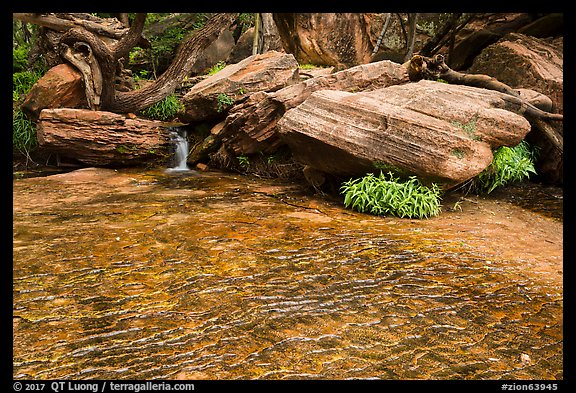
(13, 168, 563, 380)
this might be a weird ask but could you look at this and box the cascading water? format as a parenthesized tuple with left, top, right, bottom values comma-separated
(166, 127, 190, 172)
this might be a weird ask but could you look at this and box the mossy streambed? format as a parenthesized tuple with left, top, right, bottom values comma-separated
(13, 168, 562, 379)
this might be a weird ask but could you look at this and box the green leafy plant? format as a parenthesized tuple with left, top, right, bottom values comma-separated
(13, 47, 29, 72)
(340, 172, 442, 219)
(150, 25, 186, 58)
(129, 14, 209, 77)
(234, 13, 256, 34)
(216, 93, 235, 112)
(207, 61, 226, 75)
(474, 140, 537, 194)
(13, 69, 41, 158)
(13, 109, 37, 156)
(133, 69, 149, 82)
(140, 94, 183, 121)
(237, 155, 250, 169)
(13, 71, 42, 99)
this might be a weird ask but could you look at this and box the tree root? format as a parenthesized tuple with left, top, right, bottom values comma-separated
(406, 54, 563, 122)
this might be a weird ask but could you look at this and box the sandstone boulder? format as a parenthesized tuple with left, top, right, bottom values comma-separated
(273, 13, 374, 67)
(468, 33, 563, 114)
(226, 26, 257, 64)
(37, 108, 174, 166)
(190, 29, 236, 75)
(219, 59, 410, 155)
(179, 50, 299, 123)
(277, 80, 533, 188)
(22, 63, 88, 121)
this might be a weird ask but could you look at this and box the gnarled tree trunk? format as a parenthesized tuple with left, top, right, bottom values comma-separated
(14, 13, 239, 113)
(111, 13, 239, 113)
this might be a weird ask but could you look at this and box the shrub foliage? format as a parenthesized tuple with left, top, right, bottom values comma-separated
(474, 141, 537, 194)
(13, 109, 37, 155)
(341, 172, 442, 219)
(140, 94, 183, 121)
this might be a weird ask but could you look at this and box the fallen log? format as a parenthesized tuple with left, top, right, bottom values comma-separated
(36, 108, 175, 166)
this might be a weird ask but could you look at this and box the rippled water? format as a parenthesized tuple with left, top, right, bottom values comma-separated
(13, 168, 563, 380)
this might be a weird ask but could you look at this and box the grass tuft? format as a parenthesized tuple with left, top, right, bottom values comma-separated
(473, 140, 537, 194)
(340, 172, 442, 219)
(13, 109, 37, 156)
(140, 94, 183, 121)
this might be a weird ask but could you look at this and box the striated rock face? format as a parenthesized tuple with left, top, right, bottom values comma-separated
(180, 50, 299, 123)
(468, 33, 563, 114)
(21, 64, 88, 121)
(468, 33, 563, 185)
(37, 108, 173, 166)
(273, 13, 374, 67)
(277, 80, 532, 188)
(219, 60, 410, 155)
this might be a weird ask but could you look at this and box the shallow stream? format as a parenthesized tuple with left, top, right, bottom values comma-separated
(13, 168, 563, 379)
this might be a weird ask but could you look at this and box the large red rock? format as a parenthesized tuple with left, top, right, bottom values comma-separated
(273, 13, 374, 67)
(37, 108, 173, 166)
(21, 63, 88, 121)
(468, 33, 563, 114)
(180, 50, 299, 123)
(190, 29, 236, 75)
(277, 80, 533, 188)
(219, 60, 410, 155)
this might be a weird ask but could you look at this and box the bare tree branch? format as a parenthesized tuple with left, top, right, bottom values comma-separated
(371, 13, 392, 57)
(111, 13, 148, 60)
(110, 13, 239, 113)
(408, 54, 563, 122)
(404, 13, 419, 62)
(14, 13, 131, 41)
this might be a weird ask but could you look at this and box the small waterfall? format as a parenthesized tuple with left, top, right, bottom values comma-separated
(166, 127, 190, 172)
